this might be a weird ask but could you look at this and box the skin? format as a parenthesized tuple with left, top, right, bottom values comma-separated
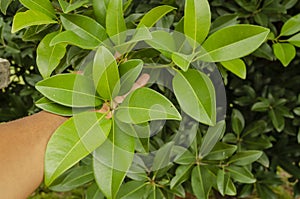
(0, 111, 67, 199)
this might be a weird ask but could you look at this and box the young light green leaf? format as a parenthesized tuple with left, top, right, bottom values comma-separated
(184, 0, 211, 45)
(115, 87, 181, 124)
(61, 14, 107, 47)
(191, 166, 214, 199)
(93, 0, 109, 26)
(36, 74, 101, 107)
(272, 43, 296, 67)
(49, 166, 94, 192)
(93, 121, 135, 199)
(58, 0, 89, 13)
(106, 0, 127, 44)
(280, 13, 300, 36)
(36, 97, 89, 116)
(37, 31, 67, 78)
(45, 112, 111, 185)
(287, 32, 300, 47)
(19, 0, 56, 18)
(93, 46, 120, 100)
(231, 109, 245, 136)
(221, 59, 246, 79)
(198, 25, 269, 62)
(173, 69, 216, 125)
(50, 30, 99, 50)
(12, 10, 57, 33)
(170, 164, 193, 189)
(227, 166, 256, 183)
(228, 150, 263, 166)
(0, 0, 13, 15)
(199, 120, 226, 158)
(118, 59, 143, 95)
(172, 52, 195, 71)
(137, 5, 176, 28)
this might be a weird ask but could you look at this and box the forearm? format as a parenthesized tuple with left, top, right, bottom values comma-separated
(0, 111, 67, 199)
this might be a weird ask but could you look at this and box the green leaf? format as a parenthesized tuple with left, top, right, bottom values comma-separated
(227, 166, 256, 183)
(61, 14, 107, 47)
(93, 46, 120, 100)
(93, 121, 135, 199)
(19, 0, 56, 18)
(199, 120, 225, 158)
(221, 59, 246, 79)
(36, 74, 102, 107)
(228, 150, 263, 166)
(58, 0, 89, 13)
(256, 183, 277, 199)
(0, 0, 13, 15)
(184, 0, 211, 45)
(198, 25, 269, 62)
(152, 142, 174, 171)
(170, 164, 193, 189)
(93, 0, 109, 27)
(49, 166, 94, 192)
(287, 32, 300, 47)
(117, 181, 149, 199)
(280, 14, 300, 36)
(12, 10, 57, 33)
(173, 69, 216, 125)
(217, 169, 231, 196)
(115, 87, 181, 124)
(106, 0, 127, 44)
(251, 101, 270, 112)
(294, 107, 300, 116)
(205, 142, 237, 160)
(137, 5, 176, 28)
(37, 31, 67, 78)
(210, 14, 239, 33)
(86, 183, 105, 199)
(50, 30, 99, 50)
(118, 59, 143, 95)
(269, 109, 285, 132)
(36, 97, 88, 116)
(171, 52, 195, 71)
(45, 112, 111, 185)
(272, 43, 296, 67)
(191, 166, 214, 199)
(174, 150, 196, 165)
(231, 109, 245, 136)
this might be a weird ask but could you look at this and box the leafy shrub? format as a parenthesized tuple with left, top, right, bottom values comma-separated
(1, 0, 299, 198)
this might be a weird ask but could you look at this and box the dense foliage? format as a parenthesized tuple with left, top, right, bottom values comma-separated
(1, 0, 299, 198)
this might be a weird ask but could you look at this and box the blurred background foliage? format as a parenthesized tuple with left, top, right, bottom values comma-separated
(0, 0, 300, 198)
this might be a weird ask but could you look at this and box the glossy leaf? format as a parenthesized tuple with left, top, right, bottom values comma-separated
(217, 169, 231, 196)
(170, 164, 193, 189)
(269, 109, 285, 132)
(45, 112, 111, 185)
(210, 14, 238, 33)
(37, 31, 67, 78)
(205, 142, 237, 160)
(58, 0, 89, 13)
(86, 183, 105, 199)
(273, 43, 296, 67)
(199, 120, 225, 158)
(184, 0, 211, 45)
(173, 69, 216, 125)
(117, 181, 149, 199)
(137, 5, 176, 28)
(231, 109, 245, 136)
(191, 166, 214, 199)
(198, 25, 269, 62)
(118, 59, 143, 95)
(50, 30, 99, 50)
(93, 121, 135, 199)
(152, 142, 174, 171)
(172, 52, 195, 71)
(106, 0, 126, 44)
(115, 87, 181, 124)
(12, 10, 57, 33)
(0, 0, 13, 15)
(93, 0, 109, 26)
(61, 14, 107, 47)
(227, 166, 256, 183)
(221, 59, 246, 79)
(280, 13, 300, 36)
(35, 97, 88, 116)
(93, 46, 120, 100)
(287, 32, 300, 47)
(19, 0, 55, 18)
(228, 150, 263, 166)
(49, 166, 94, 192)
(36, 74, 101, 107)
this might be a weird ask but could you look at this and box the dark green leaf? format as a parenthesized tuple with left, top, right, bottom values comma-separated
(117, 181, 149, 199)
(170, 164, 193, 189)
(231, 109, 245, 136)
(191, 166, 214, 199)
(227, 166, 256, 183)
(228, 150, 263, 166)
